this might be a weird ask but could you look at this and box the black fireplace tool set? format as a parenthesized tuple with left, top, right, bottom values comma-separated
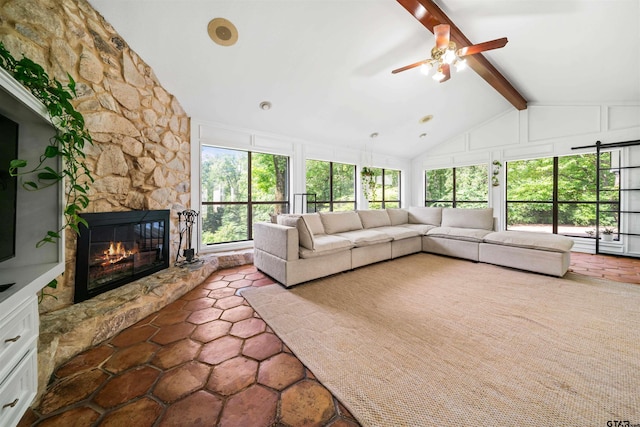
(175, 209, 203, 267)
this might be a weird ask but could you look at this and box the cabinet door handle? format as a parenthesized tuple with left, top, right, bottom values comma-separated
(2, 398, 18, 409)
(4, 335, 20, 343)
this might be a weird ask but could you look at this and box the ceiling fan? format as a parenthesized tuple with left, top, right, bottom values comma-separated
(392, 23, 508, 83)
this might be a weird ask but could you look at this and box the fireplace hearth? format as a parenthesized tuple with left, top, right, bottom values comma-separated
(75, 210, 170, 303)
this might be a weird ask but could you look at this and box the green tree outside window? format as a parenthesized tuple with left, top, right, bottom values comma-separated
(201, 146, 289, 244)
(365, 167, 401, 210)
(306, 160, 356, 212)
(506, 152, 618, 235)
(425, 164, 487, 208)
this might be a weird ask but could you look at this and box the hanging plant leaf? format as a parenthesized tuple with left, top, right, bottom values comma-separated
(361, 167, 378, 200)
(9, 159, 27, 169)
(0, 41, 94, 248)
(37, 166, 63, 181)
(44, 145, 59, 158)
(72, 184, 87, 193)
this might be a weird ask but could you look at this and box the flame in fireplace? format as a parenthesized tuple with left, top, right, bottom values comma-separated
(102, 241, 136, 266)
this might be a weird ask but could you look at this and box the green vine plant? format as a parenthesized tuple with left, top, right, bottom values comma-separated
(361, 167, 376, 200)
(0, 42, 93, 243)
(491, 160, 502, 187)
(0, 43, 94, 298)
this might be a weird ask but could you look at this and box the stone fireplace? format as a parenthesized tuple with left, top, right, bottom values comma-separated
(75, 210, 170, 302)
(0, 0, 253, 407)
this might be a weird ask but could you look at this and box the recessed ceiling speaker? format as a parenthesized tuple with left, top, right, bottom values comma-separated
(208, 18, 238, 47)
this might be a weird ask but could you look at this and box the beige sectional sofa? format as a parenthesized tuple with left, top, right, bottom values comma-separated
(253, 207, 574, 287)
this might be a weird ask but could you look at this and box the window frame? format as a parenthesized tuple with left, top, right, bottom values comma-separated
(424, 164, 488, 208)
(366, 167, 402, 209)
(200, 145, 290, 245)
(505, 152, 620, 237)
(305, 159, 356, 212)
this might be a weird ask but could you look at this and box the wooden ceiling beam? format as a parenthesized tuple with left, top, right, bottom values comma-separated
(396, 0, 528, 110)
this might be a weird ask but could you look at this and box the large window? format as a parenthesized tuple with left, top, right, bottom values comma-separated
(506, 152, 619, 236)
(366, 167, 401, 209)
(201, 146, 289, 245)
(425, 164, 488, 208)
(305, 160, 356, 212)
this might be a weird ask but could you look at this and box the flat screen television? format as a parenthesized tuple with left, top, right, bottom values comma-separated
(0, 113, 18, 262)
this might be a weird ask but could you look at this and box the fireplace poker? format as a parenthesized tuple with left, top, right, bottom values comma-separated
(176, 209, 200, 266)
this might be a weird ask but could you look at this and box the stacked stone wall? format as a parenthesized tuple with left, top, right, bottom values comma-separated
(0, 0, 191, 313)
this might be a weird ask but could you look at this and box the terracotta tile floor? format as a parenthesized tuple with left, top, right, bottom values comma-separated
(19, 253, 640, 427)
(569, 251, 640, 284)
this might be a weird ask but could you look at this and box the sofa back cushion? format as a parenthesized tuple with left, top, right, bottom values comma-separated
(386, 208, 409, 225)
(319, 211, 363, 234)
(277, 214, 315, 250)
(302, 213, 325, 235)
(276, 214, 299, 228)
(358, 209, 391, 229)
(408, 207, 442, 225)
(441, 208, 494, 230)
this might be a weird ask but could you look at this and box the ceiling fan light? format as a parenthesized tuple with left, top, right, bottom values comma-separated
(432, 67, 445, 81)
(443, 49, 456, 65)
(420, 62, 432, 76)
(455, 58, 467, 72)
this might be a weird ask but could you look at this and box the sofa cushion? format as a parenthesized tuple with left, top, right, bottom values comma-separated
(441, 208, 494, 230)
(334, 229, 392, 247)
(277, 215, 315, 250)
(302, 213, 325, 235)
(372, 226, 420, 240)
(276, 215, 299, 227)
(427, 226, 492, 243)
(313, 234, 354, 250)
(299, 234, 354, 259)
(483, 231, 574, 253)
(319, 211, 363, 234)
(299, 246, 350, 259)
(386, 208, 409, 225)
(408, 207, 442, 225)
(400, 223, 438, 235)
(358, 209, 391, 229)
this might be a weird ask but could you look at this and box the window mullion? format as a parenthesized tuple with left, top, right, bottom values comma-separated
(553, 157, 558, 234)
(380, 168, 385, 208)
(329, 162, 334, 211)
(247, 152, 253, 240)
(452, 167, 457, 208)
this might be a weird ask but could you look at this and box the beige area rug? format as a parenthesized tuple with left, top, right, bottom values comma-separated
(242, 253, 640, 427)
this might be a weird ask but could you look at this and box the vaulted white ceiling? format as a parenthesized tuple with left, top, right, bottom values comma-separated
(89, 0, 640, 159)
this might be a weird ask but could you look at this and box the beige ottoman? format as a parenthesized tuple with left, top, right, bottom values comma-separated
(479, 231, 574, 277)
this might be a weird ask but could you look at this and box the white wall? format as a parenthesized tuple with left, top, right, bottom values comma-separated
(412, 102, 640, 253)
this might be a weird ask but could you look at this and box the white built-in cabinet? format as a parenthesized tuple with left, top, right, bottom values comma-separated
(0, 68, 64, 426)
(0, 296, 39, 427)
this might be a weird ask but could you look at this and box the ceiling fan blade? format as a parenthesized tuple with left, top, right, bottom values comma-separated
(395, 0, 527, 110)
(391, 59, 432, 74)
(440, 63, 451, 83)
(457, 37, 508, 56)
(433, 24, 450, 49)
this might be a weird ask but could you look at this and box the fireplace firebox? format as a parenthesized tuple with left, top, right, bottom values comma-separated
(75, 210, 170, 303)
